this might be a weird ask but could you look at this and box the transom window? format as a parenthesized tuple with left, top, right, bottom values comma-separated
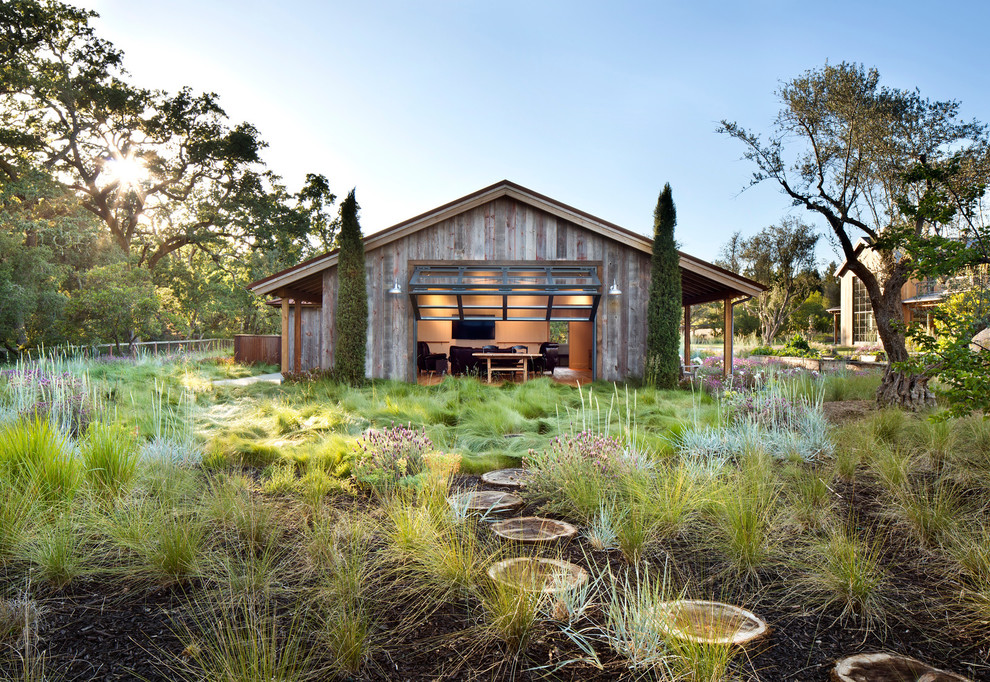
(407, 264, 602, 322)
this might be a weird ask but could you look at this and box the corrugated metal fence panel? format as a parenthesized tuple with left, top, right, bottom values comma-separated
(234, 335, 281, 365)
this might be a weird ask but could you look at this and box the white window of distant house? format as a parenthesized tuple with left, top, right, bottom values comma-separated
(852, 276, 876, 343)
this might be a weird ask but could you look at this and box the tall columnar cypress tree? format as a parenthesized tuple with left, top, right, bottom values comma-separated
(333, 189, 368, 383)
(645, 183, 682, 388)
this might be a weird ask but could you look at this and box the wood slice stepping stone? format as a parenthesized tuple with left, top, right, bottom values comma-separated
(447, 490, 523, 515)
(491, 517, 578, 543)
(654, 600, 767, 646)
(832, 653, 972, 682)
(486, 557, 588, 594)
(481, 468, 533, 488)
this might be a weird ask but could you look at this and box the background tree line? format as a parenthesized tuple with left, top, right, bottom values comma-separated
(0, 0, 340, 354)
(689, 221, 840, 345)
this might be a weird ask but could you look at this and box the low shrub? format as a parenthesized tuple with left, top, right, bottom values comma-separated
(750, 334, 821, 359)
(352, 423, 432, 493)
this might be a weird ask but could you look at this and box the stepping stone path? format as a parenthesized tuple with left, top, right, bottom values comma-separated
(487, 557, 588, 594)
(478, 469, 585, 599)
(475, 468, 774, 663)
(832, 652, 972, 682)
(481, 467, 533, 488)
(654, 600, 768, 646)
(491, 516, 578, 543)
(447, 490, 523, 515)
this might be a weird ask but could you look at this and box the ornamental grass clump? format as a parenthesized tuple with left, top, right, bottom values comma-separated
(0, 418, 80, 506)
(25, 516, 91, 588)
(888, 478, 965, 548)
(678, 376, 833, 466)
(525, 430, 650, 520)
(176, 595, 313, 682)
(0, 364, 94, 436)
(707, 455, 781, 581)
(796, 525, 888, 629)
(80, 421, 138, 501)
(478, 570, 543, 654)
(603, 564, 676, 672)
(946, 522, 990, 633)
(352, 423, 432, 493)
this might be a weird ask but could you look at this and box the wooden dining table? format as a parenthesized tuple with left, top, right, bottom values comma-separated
(472, 352, 544, 383)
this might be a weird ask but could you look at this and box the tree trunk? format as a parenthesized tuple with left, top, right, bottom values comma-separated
(876, 366, 936, 410)
(868, 266, 936, 409)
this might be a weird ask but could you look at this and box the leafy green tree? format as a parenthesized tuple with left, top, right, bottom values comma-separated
(0, 0, 322, 270)
(789, 291, 831, 335)
(296, 173, 340, 255)
(65, 261, 161, 351)
(0, 167, 98, 352)
(720, 62, 987, 408)
(0, 1, 339, 347)
(734, 307, 760, 337)
(333, 190, 368, 383)
(732, 220, 818, 344)
(896, 146, 990, 415)
(645, 183, 682, 388)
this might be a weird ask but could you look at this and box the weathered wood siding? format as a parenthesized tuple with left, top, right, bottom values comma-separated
(287, 307, 322, 372)
(318, 196, 653, 381)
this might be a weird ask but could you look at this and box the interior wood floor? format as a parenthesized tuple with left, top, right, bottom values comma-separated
(417, 367, 593, 386)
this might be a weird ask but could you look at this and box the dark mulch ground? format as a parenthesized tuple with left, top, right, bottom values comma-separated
(4, 454, 989, 681)
(822, 400, 876, 424)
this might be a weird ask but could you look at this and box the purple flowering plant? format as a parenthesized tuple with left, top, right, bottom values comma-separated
(527, 430, 647, 480)
(352, 422, 433, 489)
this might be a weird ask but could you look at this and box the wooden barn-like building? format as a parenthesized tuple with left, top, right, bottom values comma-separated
(248, 180, 764, 382)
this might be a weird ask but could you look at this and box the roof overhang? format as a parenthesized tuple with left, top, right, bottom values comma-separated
(901, 293, 945, 306)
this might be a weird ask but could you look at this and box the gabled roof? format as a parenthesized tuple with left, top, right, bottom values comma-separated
(249, 179, 765, 303)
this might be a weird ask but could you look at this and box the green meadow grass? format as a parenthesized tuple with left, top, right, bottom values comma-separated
(2, 352, 989, 678)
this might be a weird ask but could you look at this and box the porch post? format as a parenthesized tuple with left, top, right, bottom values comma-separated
(723, 298, 733, 377)
(280, 294, 289, 373)
(294, 298, 302, 374)
(683, 304, 691, 366)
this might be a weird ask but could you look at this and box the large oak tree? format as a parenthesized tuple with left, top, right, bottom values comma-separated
(0, 0, 327, 272)
(720, 62, 988, 408)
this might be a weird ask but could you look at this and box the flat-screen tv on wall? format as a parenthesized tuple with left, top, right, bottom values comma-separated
(452, 320, 496, 340)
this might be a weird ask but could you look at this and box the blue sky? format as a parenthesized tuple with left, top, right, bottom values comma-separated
(78, 0, 990, 265)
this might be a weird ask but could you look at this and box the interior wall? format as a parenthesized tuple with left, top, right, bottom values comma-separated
(569, 320, 593, 369)
(495, 321, 548, 352)
(416, 319, 551, 355)
(417, 320, 452, 355)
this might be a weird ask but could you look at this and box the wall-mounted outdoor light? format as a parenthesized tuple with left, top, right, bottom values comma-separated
(608, 279, 622, 296)
(388, 279, 402, 295)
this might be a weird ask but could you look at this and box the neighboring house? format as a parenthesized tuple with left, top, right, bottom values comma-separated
(835, 239, 969, 346)
(249, 180, 764, 381)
